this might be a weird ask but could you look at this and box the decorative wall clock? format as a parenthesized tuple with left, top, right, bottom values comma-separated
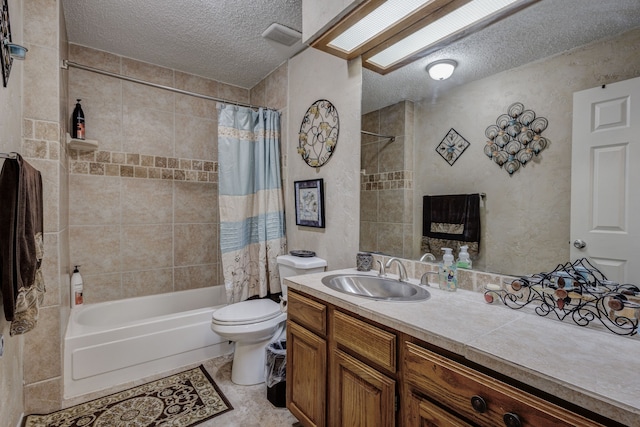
(436, 128, 469, 166)
(298, 99, 339, 168)
(484, 102, 550, 175)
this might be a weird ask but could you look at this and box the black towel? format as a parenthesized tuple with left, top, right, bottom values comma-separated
(0, 154, 45, 335)
(422, 194, 481, 258)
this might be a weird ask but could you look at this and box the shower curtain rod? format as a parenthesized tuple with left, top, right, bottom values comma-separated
(61, 60, 268, 110)
(360, 130, 395, 142)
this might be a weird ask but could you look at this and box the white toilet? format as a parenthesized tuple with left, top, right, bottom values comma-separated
(210, 254, 326, 385)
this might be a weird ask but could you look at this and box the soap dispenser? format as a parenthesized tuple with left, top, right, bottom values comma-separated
(439, 248, 458, 292)
(71, 266, 84, 307)
(457, 245, 472, 269)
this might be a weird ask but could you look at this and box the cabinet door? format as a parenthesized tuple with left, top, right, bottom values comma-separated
(407, 392, 473, 427)
(287, 320, 327, 427)
(330, 348, 396, 427)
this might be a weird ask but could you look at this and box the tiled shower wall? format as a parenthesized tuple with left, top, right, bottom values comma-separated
(68, 44, 287, 303)
(360, 101, 415, 259)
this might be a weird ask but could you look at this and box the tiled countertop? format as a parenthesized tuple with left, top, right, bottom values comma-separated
(285, 268, 640, 427)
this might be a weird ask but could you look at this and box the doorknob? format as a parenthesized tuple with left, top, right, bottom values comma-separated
(573, 239, 587, 249)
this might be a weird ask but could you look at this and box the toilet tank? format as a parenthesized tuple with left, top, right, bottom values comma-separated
(277, 255, 327, 297)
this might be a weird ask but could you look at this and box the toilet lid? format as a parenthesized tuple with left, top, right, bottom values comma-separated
(212, 299, 282, 325)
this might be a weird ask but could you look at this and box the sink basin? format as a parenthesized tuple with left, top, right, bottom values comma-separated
(321, 274, 430, 302)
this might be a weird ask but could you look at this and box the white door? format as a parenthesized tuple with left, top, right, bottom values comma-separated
(571, 76, 640, 284)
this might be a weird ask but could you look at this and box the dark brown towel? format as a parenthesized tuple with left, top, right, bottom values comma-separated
(422, 194, 481, 258)
(0, 154, 44, 335)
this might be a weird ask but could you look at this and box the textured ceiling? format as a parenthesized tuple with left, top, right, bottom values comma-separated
(61, 0, 640, 113)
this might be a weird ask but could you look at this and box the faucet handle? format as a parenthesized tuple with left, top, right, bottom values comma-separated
(420, 271, 438, 287)
(377, 260, 386, 277)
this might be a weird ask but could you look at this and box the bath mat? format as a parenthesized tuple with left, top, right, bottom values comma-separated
(23, 365, 233, 427)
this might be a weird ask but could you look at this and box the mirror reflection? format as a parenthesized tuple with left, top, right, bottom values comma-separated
(359, 16, 640, 276)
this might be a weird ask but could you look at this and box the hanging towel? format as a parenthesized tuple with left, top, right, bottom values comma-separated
(0, 154, 45, 335)
(421, 193, 481, 259)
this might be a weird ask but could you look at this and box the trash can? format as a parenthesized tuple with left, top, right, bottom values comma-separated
(265, 340, 287, 407)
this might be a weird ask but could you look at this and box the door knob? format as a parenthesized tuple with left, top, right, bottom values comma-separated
(573, 239, 587, 249)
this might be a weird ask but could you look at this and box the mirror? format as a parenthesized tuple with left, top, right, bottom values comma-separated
(359, 2, 640, 276)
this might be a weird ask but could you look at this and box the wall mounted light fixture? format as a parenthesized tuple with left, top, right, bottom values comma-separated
(427, 59, 457, 80)
(312, 0, 541, 75)
(5, 41, 27, 60)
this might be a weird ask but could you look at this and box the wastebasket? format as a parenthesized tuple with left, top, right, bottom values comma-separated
(265, 340, 287, 407)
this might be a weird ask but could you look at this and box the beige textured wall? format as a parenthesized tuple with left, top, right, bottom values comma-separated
(413, 28, 640, 276)
(0, 2, 25, 425)
(360, 101, 415, 258)
(286, 48, 361, 270)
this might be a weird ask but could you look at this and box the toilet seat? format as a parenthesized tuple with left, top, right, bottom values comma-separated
(212, 299, 281, 326)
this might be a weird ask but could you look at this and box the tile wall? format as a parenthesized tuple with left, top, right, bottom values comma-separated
(360, 101, 415, 258)
(66, 46, 288, 305)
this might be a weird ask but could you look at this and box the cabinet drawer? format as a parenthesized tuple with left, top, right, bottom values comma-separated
(288, 290, 327, 337)
(333, 310, 396, 372)
(404, 342, 603, 427)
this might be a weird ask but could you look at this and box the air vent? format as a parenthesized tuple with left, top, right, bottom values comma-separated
(262, 23, 301, 47)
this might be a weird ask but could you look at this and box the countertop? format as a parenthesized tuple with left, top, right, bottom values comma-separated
(285, 268, 640, 427)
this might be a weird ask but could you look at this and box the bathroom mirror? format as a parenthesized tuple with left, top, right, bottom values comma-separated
(359, 1, 640, 276)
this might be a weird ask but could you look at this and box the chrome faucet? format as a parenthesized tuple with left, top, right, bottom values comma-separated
(419, 253, 436, 262)
(384, 257, 408, 282)
(377, 260, 386, 277)
(420, 271, 439, 287)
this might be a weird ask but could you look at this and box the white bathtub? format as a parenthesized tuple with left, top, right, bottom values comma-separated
(63, 286, 233, 399)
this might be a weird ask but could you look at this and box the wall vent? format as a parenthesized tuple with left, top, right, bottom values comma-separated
(262, 23, 301, 47)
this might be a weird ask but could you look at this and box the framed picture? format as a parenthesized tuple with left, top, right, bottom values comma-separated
(294, 179, 325, 228)
(1, 0, 12, 87)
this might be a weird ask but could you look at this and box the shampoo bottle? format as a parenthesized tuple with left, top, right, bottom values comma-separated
(439, 248, 458, 292)
(71, 266, 84, 307)
(71, 99, 85, 140)
(457, 245, 472, 269)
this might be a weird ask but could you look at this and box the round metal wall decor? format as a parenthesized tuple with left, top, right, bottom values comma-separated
(298, 99, 339, 167)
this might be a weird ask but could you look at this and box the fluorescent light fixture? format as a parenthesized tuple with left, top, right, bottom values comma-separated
(427, 59, 457, 80)
(328, 0, 432, 53)
(367, 0, 519, 69)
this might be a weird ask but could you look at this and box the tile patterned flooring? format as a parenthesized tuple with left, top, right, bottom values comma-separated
(62, 354, 300, 427)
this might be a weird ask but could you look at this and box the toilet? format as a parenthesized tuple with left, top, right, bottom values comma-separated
(210, 254, 326, 385)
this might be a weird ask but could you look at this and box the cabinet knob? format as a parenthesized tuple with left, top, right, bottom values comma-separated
(503, 412, 522, 427)
(470, 395, 487, 413)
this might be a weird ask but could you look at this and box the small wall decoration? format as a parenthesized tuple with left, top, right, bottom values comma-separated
(484, 102, 550, 175)
(298, 99, 339, 168)
(436, 128, 470, 166)
(1, 0, 12, 87)
(294, 179, 325, 228)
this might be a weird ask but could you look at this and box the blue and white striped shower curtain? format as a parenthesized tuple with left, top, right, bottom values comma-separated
(217, 105, 287, 303)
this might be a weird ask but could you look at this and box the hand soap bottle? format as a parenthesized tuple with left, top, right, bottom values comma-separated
(439, 248, 458, 292)
(71, 266, 84, 307)
(457, 245, 472, 269)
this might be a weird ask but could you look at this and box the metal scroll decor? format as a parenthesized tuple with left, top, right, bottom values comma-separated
(484, 102, 550, 175)
(298, 99, 339, 168)
(484, 258, 640, 336)
(436, 128, 469, 166)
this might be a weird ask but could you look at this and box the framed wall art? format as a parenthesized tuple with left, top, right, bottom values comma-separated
(294, 178, 325, 228)
(436, 128, 470, 166)
(1, 0, 13, 87)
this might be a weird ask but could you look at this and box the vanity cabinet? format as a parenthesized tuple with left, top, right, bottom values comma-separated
(286, 291, 327, 427)
(287, 288, 612, 427)
(403, 341, 605, 427)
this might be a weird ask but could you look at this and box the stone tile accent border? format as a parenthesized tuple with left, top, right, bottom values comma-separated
(69, 150, 218, 183)
(361, 170, 412, 191)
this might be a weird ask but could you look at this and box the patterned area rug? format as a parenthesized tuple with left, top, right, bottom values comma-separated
(23, 365, 233, 427)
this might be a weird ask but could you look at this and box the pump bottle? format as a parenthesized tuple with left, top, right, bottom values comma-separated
(457, 245, 472, 269)
(71, 99, 85, 140)
(71, 266, 84, 307)
(439, 248, 458, 292)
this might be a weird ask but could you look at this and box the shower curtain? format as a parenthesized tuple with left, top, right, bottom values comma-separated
(217, 104, 287, 303)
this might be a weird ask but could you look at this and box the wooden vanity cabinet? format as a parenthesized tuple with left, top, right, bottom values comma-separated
(403, 341, 605, 427)
(329, 309, 397, 427)
(286, 290, 327, 427)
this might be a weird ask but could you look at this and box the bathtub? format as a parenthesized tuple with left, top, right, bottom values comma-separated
(63, 286, 233, 399)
